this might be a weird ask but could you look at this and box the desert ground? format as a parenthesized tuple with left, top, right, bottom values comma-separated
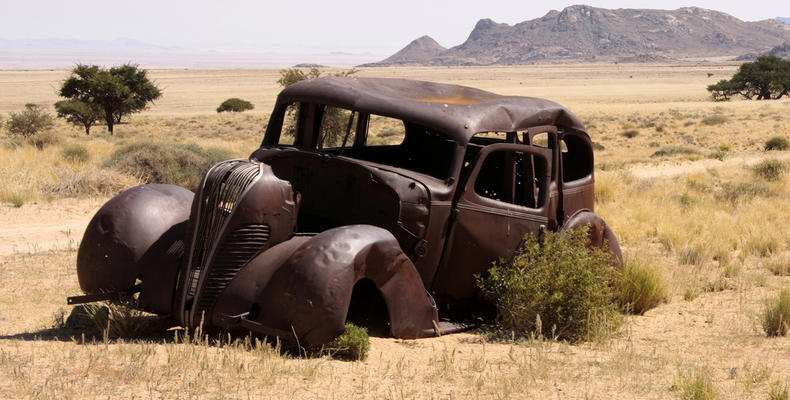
(1, 63, 790, 399)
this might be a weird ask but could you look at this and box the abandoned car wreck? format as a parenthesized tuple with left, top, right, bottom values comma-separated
(70, 77, 621, 345)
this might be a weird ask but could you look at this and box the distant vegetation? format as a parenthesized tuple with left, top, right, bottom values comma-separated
(5, 104, 54, 139)
(707, 56, 790, 101)
(217, 98, 254, 113)
(57, 64, 161, 134)
(103, 142, 232, 190)
(277, 67, 358, 147)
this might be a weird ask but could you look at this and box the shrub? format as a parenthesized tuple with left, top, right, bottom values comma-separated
(475, 227, 621, 342)
(216, 98, 254, 113)
(61, 144, 90, 163)
(319, 322, 370, 361)
(621, 129, 639, 138)
(26, 129, 61, 149)
(752, 159, 786, 181)
(676, 368, 718, 400)
(762, 288, 790, 337)
(700, 114, 728, 126)
(46, 169, 139, 197)
(651, 146, 698, 158)
(765, 136, 790, 151)
(717, 182, 775, 205)
(5, 104, 54, 138)
(614, 257, 668, 314)
(103, 142, 232, 190)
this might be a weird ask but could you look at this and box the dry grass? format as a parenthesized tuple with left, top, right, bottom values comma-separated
(2, 65, 790, 399)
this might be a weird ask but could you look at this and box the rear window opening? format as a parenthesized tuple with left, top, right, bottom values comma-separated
(276, 102, 457, 180)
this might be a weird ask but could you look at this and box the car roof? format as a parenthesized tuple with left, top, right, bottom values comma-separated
(275, 76, 589, 144)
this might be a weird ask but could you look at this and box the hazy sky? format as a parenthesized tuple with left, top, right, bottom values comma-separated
(2, 0, 789, 54)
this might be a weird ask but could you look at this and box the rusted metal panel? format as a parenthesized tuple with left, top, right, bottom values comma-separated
(71, 77, 616, 345)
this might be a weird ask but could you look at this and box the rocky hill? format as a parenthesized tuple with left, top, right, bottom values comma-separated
(371, 36, 446, 66)
(365, 6, 790, 66)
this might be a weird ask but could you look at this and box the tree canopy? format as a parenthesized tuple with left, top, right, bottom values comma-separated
(217, 98, 254, 113)
(707, 56, 790, 101)
(54, 99, 102, 135)
(58, 64, 161, 134)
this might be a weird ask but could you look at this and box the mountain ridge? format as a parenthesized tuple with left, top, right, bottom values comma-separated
(365, 5, 790, 66)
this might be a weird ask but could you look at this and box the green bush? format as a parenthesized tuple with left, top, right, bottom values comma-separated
(61, 144, 90, 163)
(765, 136, 790, 151)
(615, 257, 669, 314)
(752, 159, 787, 181)
(103, 142, 232, 190)
(762, 288, 790, 337)
(475, 228, 621, 341)
(319, 322, 371, 361)
(216, 98, 254, 113)
(6, 104, 54, 138)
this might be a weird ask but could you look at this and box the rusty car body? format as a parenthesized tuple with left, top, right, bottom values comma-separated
(70, 77, 620, 345)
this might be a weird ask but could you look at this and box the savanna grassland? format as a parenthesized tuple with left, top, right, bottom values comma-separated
(1, 64, 790, 399)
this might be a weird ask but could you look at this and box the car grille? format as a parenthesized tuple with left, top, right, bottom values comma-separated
(194, 223, 271, 317)
(184, 160, 262, 326)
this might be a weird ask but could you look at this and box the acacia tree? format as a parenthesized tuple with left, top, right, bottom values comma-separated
(54, 99, 102, 134)
(708, 56, 790, 101)
(58, 64, 161, 134)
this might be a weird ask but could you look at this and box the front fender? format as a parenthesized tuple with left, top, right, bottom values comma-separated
(211, 225, 438, 345)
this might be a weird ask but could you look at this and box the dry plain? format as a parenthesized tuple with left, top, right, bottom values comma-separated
(1, 64, 790, 399)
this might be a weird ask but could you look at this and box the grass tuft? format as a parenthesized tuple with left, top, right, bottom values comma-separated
(615, 256, 669, 314)
(762, 288, 790, 337)
(752, 159, 786, 182)
(60, 143, 90, 163)
(769, 381, 790, 400)
(700, 114, 728, 126)
(676, 368, 718, 400)
(764, 255, 790, 276)
(318, 322, 371, 361)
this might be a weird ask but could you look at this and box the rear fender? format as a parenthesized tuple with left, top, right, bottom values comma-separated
(560, 210, 622, 265)
(212, 225, 438, 345)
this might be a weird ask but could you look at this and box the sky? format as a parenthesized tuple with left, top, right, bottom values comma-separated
(2, 0, 790, 55)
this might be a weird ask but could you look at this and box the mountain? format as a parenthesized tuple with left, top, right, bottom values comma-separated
(779, 17, 790, 25)
(367, 6, 790, 66)
(362, 36, 446, 66)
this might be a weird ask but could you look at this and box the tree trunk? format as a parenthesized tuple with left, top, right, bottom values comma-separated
(105, 109, 114, 135)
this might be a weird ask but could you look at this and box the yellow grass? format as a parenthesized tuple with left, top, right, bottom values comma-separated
(2, 65, 790, 399)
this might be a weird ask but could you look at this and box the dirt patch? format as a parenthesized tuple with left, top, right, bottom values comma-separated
(0, 197, 107, 256)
